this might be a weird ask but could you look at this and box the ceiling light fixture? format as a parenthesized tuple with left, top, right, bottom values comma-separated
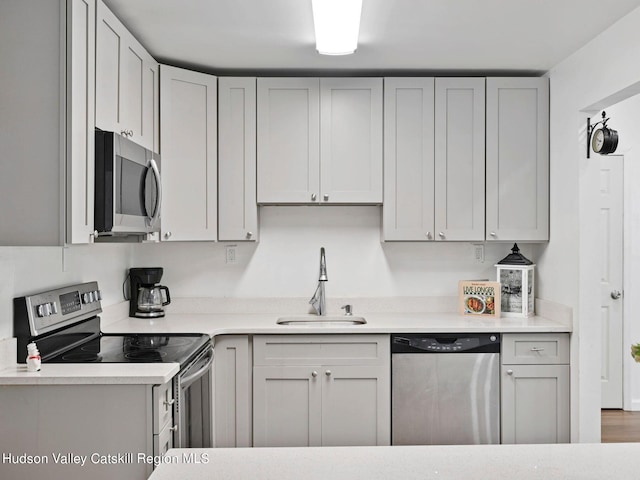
(311, 0, 362, 55)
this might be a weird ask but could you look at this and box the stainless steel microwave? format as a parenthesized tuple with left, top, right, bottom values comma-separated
(94, 129, 161, 237)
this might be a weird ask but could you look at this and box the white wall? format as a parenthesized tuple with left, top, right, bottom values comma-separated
(601, 95, 640, 411)
(133, 206, 529, 302)
(542, 4, 640, 442)
(0, 245, 134, 339)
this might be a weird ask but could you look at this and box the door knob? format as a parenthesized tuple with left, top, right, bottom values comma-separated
(611, 290, 622, 299)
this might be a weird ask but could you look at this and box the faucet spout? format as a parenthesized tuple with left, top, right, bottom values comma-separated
(310, 247, 328, 315)
(318, 247, 328, 282)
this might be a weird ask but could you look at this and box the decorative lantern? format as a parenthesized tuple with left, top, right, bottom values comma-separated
(495, 244, 535, 317)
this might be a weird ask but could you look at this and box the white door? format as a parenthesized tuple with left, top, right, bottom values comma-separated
(599, 155, 624, 409)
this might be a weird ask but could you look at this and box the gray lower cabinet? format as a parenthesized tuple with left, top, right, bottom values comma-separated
(0, 381, 174, 479)
(252, 334, 390, 447)
(214, 335, 252, 447)
(501, 333, 570, 444)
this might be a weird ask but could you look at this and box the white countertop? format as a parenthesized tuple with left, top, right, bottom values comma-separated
(102, 311, 570, 336)
(149, 443, 640, 480)
(0, 362, 179, 385)
(0, 297, 570, 385)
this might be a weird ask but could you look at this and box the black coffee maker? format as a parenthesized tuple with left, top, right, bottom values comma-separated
(128, 267, 171, 318)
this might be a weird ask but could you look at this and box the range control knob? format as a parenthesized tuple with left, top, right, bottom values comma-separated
(50, 302, 58, 315)
(93, 290, 102, 301)
(82, 292, 92, 304)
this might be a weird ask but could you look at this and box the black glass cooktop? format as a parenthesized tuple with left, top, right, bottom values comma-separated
(47, 333, 210, 367)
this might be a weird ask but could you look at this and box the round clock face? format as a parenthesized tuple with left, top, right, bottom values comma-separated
(592, 129, 605, 153)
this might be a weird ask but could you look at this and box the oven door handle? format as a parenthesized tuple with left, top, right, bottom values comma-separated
(179, 349, 213, 390)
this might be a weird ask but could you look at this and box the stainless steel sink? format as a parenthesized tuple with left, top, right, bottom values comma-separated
(276, 315, 367, 326)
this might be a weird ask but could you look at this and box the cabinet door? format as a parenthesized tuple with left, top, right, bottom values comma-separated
(253, 365, 322, 447)
(434, 78, 485, 241)
(322, 365, 390, 446)
(160, 65, 217, 241)
(214, 335, 252, 447)
(501, 364, 570, 444)
(121, 36, 157, 151)
(383, 78, 435, 241)
(66, 0, 96, 244)
(320, 78, 383, 204)
(95, 0, 122, 133)
(218, 77, 258, 241)
(95, 0, 157, 151)
(486, 77, 549, 241)
(257, 78, 320, 204)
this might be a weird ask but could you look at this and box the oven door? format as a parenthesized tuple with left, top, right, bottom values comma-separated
(174, 344, 213, 448)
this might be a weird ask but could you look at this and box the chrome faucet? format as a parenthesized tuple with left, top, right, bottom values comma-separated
(309, 247, 328, 315)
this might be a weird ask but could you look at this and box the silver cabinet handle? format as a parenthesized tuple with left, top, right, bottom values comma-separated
(323, 194, 329, 201)
(438, 232, 445, 238)
(311, 193, 317, 201)
(325, 370, 332, 377)
(311, 371, 318, 378)
(507, 369, 513, 375)
(163, 399, 175, 406)
(426, 232, 432, 240)
(169, 425, 178, 432)
(611, 290, 622, 299)
(164, 231, 172, 239)
(490, 232, 497, 237)
(530, 347, 545, 352)
(246, 231, 253, 239)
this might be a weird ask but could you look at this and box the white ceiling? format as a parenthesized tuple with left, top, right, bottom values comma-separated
(103, 0, 640, 74)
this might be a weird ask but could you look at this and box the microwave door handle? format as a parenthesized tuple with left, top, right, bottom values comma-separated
(147, 158, 162, 226)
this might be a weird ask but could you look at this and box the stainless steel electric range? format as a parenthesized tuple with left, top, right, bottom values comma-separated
(13, 281, 213, 449)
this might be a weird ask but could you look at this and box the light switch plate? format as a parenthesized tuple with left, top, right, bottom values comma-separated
(225, 245, 237, 264)
(473, 244, 484, 263)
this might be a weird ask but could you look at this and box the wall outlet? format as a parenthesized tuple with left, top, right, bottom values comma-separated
(473, 244, 485, 263)
(225, 245, 237, 264)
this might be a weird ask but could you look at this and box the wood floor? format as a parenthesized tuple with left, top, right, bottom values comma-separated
(601, 410, 640, 442)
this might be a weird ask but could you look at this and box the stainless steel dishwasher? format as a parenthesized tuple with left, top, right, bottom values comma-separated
(391, 333, 500, 445)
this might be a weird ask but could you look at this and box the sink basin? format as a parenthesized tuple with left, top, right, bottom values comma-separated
(277, 315, 367, 326)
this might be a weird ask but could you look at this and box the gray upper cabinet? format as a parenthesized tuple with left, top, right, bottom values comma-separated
(319, 78, 383, 204)
(434, 78, 486, 241)
(383, 78, 435, 241)
(95, 0, 158, 152)
(257, 78, 320, 204)
(0, 0, 96, 246)
(218, 77, 259, 242)
(486, 77, 549, 242)
(257, 77, 383, 204)
(160, 65, 217, 242)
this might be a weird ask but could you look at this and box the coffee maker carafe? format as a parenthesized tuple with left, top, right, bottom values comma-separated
(128, 267, 171, 318)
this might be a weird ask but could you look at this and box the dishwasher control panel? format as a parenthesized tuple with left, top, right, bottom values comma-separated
(391, 333, 500, 354)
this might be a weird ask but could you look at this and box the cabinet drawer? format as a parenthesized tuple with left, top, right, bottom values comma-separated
(153, 421, 175, 458)
(502, 334, 569, 365)
(253, 335, 389, 366)
(152, 380, 174, 433)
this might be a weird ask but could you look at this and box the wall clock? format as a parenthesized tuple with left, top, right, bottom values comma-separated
(587, 111, 619, 158)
